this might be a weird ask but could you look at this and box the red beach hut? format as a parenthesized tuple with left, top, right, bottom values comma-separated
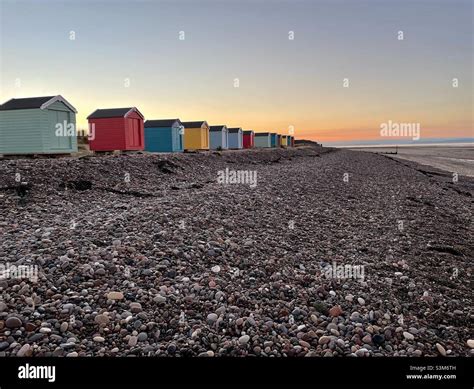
(243, 130, 254, 149)
(87, 107, 144, 151)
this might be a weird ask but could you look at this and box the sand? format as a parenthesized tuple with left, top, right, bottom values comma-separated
(347, 145, 474, 177)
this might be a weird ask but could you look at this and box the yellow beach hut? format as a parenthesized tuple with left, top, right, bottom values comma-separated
(280, 135, 288, 147)
(182, 121, 209, 150)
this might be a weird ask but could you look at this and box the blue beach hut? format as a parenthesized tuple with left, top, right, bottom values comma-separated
(144, 119, 184, 152)
(228, 127, 243, 149)
(209, 125, 229, 150)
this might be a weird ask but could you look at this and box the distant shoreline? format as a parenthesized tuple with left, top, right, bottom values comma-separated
(338, 142, 473, 149)
(346, 144, 474, 177)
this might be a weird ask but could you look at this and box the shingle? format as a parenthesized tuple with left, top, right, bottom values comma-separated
(145, 119, 181, 128)
(210, 125, 227, 132)
(87, 108, 134, 119)
(182, 121, 207, 128)
(0, 96, 56, 110)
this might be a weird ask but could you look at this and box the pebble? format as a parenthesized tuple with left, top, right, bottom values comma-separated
(211, 265, 221, 273)
(329, 305, 343, 317)
(128, 336, 138, 347)
(239, 335, 250, 345)
(372, 334, 385, 345)
(318, 336, 331, 345)
(436, 343, 446, 356)
(60, 322, 69, 332)
(95, 314, 110, 325)
(357, 297, 365, 305)
(0, 302, 7, 312)
(350, 312, 360, 321)
(153, 295, 166, 303)
(207, 313, 218, 324)
(93, 336, 105, 343)
(403, 332, 415, 341)
(299, 340, 311, 348)
(130, 302, 142, 313)
(107, 291, 124, 300)
(5, 316, 22, 328)
(17, 344, 32, 357)
(467, 340, 474, 349)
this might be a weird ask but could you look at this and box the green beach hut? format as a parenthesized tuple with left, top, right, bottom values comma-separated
(0, 95, 78, 155)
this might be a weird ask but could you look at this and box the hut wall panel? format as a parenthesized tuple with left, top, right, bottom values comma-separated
(243, 133, 254, 148)
(254, 135, 271, 148)
(0, 109, 44, 154)
(145, 127, 172, 152)
(228, 132, 243, 149)
(183, 128, 201, 150)
(209, 131, 222, 150)
(184, 127, 209, 150)
(89, 118, 126, 151)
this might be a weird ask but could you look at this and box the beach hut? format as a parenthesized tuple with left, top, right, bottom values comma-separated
(0, 95, 78, 155)
(144, 119, 183, 152)
(276, 134, 281, 147)
(291, 136, 295, 147)
(228, 127, 243, 149)
(88, 107, 144, 152)
(182, 121, 209, 150)
(286, 135, 292, 147)
(254, 132, 272, 148)
(209, 125, 229, 150)
(270, 133, 278, 148)
(243, 130, 254, 149)
(280, 135, 288, 147)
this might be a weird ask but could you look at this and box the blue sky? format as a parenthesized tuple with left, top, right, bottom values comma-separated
(0, 0, 472, 144)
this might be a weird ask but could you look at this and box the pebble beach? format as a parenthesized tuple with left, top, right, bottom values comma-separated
(0, 146, 472, 357)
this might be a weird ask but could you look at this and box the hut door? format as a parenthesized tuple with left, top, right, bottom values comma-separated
(129, 119, 140, 147)
(49, 110, 72, 150)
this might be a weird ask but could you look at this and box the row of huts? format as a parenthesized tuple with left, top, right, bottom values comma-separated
(0, 95, 296, 154)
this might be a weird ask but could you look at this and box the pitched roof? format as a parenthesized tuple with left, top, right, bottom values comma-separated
(243, 130, 254, 135)
(0, 95, 77, 112)
(182, 121, 208, 128)
(145, 119, 182, 128)
(209, 125, 227, 132)
(255, 132, 270, 136)
(87, 107, 143, 119)
(227, 127, 242, 133)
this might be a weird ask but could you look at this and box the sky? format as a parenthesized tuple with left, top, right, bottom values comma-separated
(0, 0, 472, 145)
